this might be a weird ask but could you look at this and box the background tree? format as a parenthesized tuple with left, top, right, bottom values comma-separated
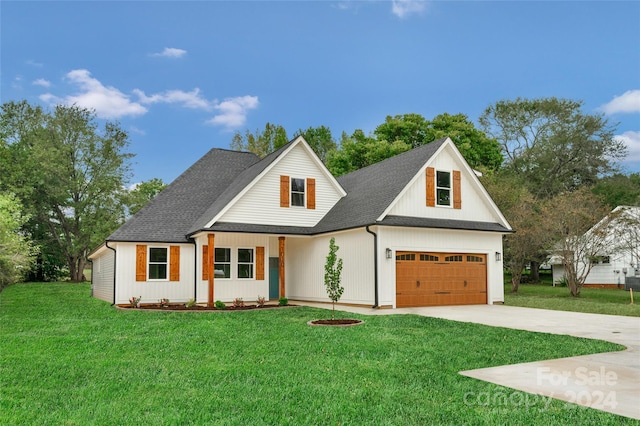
(479, 97, 626, 199)
(1, 101, 133, 282)
(324, 237, 344, 320)
(124, 178, 166, 217)
(294, 125, 337, 163)
(373, 113, 430, 148)
(592, 173, 640, 208)
(230, 122, 288, 157)
(542, 188, 612, 296)
(0, 193, 37, 289)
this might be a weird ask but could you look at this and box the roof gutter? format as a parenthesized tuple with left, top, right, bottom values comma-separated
(365, 226, 379, 309)
(105, 241, 117, 306)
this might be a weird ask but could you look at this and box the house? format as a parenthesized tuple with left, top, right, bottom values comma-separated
(550, 206, 640, 288)
(89, 136, 512, 308)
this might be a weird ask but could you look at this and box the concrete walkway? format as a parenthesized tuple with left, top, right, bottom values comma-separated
(297, 302, 640, 420)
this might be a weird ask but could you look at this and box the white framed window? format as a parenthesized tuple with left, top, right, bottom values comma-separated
(291, 178, 305, 207)
(148, 247, 168, 280)
(237, 248, 254, 279)
(436, 170, 451, 207)
(214, 248, 231, 279)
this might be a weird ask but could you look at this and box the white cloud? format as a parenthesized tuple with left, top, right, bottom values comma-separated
(39, 69, 147, 119)
(32, 78, 51, 88)
(129, 126, 146, 136)
(391, 0, 427, 18)
(26, 59, 43, 67)
(600, 90, 640, 115)
(616, 131, 640, 162)
(134, 88, 212, 110)
(206, 96, 259, 129)
(151, 47, 187, 58)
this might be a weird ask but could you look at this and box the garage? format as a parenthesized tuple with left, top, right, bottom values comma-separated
(395, 251, 487, 307)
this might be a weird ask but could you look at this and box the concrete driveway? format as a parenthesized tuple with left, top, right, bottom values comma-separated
(297, 302, 640, 420)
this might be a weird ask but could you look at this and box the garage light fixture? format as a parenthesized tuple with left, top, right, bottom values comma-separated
(495, 252, 501, 261)
(386, 248, 392, 259)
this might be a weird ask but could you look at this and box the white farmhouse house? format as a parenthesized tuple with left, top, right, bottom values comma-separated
(89, 136, 512, 308)
(551, 206, 640, 288)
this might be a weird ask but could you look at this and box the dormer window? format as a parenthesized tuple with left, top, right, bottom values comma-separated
(291, 178, 305, 207)
(436, 171, 451, 207)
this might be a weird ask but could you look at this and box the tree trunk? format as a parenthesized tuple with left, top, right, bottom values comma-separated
(529, 261, 540, 283)
(68, 256, 86, 282)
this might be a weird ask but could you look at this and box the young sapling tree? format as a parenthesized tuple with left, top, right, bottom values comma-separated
(324, 237, 344, 320)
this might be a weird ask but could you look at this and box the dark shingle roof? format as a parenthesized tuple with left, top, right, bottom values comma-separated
(108, 148, 261, 242)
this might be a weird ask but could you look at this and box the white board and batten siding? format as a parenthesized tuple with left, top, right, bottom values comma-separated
(113, 242, 195, 305)
(194, 233, 271, 303)
(377, 226, 505, 306)
(91, 247, 115, 303)
(286, 230, 375, 305)
(388, 144, 499, 223)
(219, 143, 343, 227)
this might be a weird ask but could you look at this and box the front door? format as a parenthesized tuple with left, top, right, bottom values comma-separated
(269, 257, 279, 299)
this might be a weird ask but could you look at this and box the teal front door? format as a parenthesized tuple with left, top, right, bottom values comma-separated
(269, 257, 279, 299)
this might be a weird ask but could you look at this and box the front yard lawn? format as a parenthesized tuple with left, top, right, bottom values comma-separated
(505, 283, 640, 317)
(0, 283, 631, 425)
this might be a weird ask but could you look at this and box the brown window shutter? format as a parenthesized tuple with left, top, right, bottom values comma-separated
(426, 167, 435, 207)
(256, 246, 265, 280)
(202, 245, 209, 280)
(136, 245, 147, 281)
(280, 175, 290, 207)
(307, 178, 316, 210)
(170, 246, 180, 281)
(453, 170, 461, 209)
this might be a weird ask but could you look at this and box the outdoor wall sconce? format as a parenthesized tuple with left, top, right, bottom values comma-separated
(495, 252, 501, 261)
(386, 248, 392, 259)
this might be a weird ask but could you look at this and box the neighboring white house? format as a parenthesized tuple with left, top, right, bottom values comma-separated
(89, 136, 512, 308)
(550, 206, 640, 288)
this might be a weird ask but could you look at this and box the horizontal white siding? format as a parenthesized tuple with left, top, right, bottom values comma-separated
(378, 226, 505, 307)
(219, 144, 343, 227)
(92, 249, 114, 303)
(388, 144, 499, 223)
(554, 255, 633, 286)
(286, 230, 375, 305)
(114, 243, 195, 305)
(195, 233, 270, 303)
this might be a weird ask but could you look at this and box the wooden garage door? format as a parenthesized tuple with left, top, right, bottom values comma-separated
(396, 252, 487, 307)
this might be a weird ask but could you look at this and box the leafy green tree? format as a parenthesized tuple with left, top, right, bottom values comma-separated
(324, 237, 344, 320)
(326, 130, 410, 176)
(1, 101, 133, 282)
(0, 193, 37, 288)
(593, 173, 640, 208)
(230, 122, 288, 157)
(479, 97, 626, 198)
(374, 113, 430, 148)
(124, 178, 166, 217)
(294, 125, 337, 163)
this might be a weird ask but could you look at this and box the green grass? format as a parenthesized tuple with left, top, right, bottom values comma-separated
(0, 283, 634, 425)
(505, 283, 640, 317)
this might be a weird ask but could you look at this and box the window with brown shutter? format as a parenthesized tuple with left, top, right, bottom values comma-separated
(307, 178, 316, 210)
(256, 246, 265, 280)
(170, 246, 180, 281)
(202, 245, 209, 280)
(453, 170, 461, 209)
(136, 245, 147, 281)
(280, 175, 290, 207)
(426, 167, 435, 207)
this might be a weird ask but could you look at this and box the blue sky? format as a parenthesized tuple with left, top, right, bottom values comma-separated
(3, 1, 640, 184)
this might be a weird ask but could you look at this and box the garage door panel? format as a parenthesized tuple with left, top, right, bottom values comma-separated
(396, 251, 487, 307)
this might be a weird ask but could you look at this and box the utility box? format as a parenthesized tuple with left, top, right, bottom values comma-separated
(625, 276, 640, 291)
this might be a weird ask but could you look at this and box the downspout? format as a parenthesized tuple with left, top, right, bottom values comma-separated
(88, 258, 94, 297)
(366, 226, 379, 308)
(105, 241, 117, 306)
(190, 238, 197, 302)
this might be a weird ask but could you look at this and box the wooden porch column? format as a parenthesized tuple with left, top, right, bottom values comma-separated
(207, 233, 215, 307)
(278, 236, 285, 298)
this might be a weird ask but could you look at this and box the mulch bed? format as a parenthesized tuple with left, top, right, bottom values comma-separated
(121, 304, 294, 311)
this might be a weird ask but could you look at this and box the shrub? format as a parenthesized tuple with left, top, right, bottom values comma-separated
(555, 276, 568, 287)
(159, 298, 169, 307)
(278, 297, 288, 306)
(256, 295, 266, 307)
(129, 296, 141, 308)
(185, 298, 196, 308)
(214, 300, 226, 310)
